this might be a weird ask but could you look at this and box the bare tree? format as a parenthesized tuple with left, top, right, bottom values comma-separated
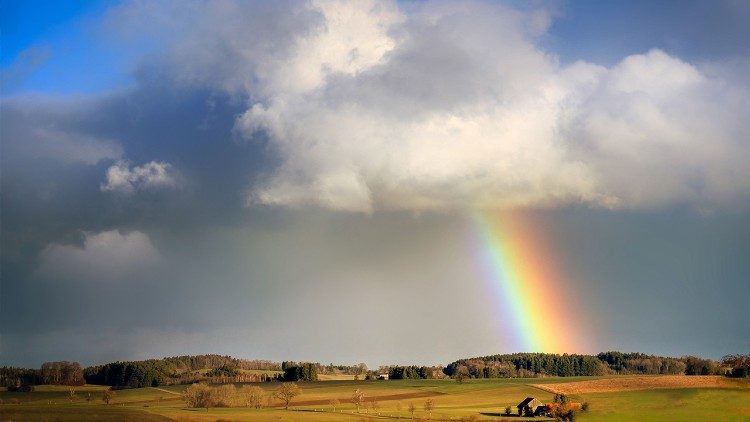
(355, 363, 368, 375)
(274, 382, 301, 410)
(41, 361, 85, 386)
(352, 388, 365, 413)
(424, 398, 435, 419)
(329, 398, 340, 412)
(102, 389, 114, 405)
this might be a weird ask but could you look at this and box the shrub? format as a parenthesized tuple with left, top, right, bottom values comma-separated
(549, 403, 579, 422)
(182, 383, 214, 408)
(213, 384, 237, 407)
(731, 367, 748, 378)
(241, 385, 265, 408)
(553, 393, 570, 405)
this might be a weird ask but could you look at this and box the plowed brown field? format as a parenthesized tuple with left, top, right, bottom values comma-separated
(532, 375, 747, 394)
(289, 390, 446, 407)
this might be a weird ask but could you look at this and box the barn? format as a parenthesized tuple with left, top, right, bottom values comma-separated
(516, 397, 549, 417)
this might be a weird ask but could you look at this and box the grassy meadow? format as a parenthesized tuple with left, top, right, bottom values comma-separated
(1, 376, 748, 421)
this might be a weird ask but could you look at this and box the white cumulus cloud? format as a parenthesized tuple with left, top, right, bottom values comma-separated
(101, 160, 179, 195)
(114, 0, 750, 212)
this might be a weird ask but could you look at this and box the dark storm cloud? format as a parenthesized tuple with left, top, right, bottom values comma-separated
(0, 78, 271, 352)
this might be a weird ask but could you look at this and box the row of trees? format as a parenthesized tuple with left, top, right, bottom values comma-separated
(682, 356, 721, 375)
(1, 362, 85, 389)
(0, 367, 39, 391)
(311, 362, 369, 376)
(163, 355, 280, 372)
(445, 353, 609, 378)
(6, 352, 745, 390)
(85, 360, 169, 388)
(445, 352, 728, 379)
(85, 355, 286, 387)
(597, 352, 688, 375)
(388, 365, 435, 379)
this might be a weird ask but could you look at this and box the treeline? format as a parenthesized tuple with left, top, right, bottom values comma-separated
(0, 367, 40, 391)
(4, 352, 745, 390)
(445, 353, 607, 378)
(85, 360, 169, 388)
(445, 352, 727, 378)
(597, 352, 688, 375)
(1, 362, 85, 391)
(85, 355, 284, 388)
(0, 355, 282, 390)
(320, 362, 369, 376)
(162, 355, 280, 372)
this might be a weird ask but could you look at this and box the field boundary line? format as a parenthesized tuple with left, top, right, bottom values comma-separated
(150, 387, 181, 395)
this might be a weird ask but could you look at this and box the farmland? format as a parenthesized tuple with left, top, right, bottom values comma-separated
(2, 376, 748, 421)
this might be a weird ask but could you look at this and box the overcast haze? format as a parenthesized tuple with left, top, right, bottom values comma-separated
(1, 0, 749, 368)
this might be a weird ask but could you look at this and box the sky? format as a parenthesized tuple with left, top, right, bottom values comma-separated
(1, 0, 749, 368)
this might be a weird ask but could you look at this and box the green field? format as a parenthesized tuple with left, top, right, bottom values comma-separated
(2, 377, 748, 421)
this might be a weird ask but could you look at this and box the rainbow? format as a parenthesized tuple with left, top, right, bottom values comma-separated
(471, 210, 586, 353)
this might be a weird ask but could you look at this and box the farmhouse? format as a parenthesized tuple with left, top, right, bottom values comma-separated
(516, 397, 549, 417)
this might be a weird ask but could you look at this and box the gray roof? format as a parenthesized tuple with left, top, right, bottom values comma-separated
(517, 397, 536, 408)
